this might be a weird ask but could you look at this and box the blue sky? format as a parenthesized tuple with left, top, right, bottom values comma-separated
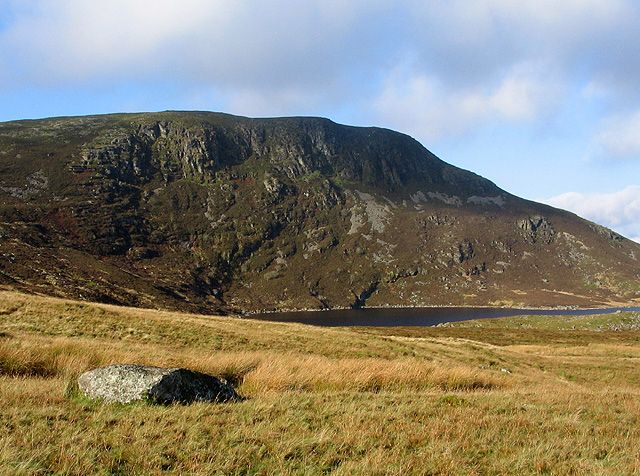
(0, 0, 638, 241)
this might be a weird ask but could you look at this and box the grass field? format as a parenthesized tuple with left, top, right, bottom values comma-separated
(2, 290, 640, 474)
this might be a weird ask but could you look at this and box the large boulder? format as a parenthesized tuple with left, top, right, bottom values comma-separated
(77, 364, 239, 404)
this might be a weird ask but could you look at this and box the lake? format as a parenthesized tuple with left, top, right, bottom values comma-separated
(251, 306, 640, 327)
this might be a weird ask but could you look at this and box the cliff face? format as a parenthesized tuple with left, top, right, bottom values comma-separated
(0, 111, 638, 313)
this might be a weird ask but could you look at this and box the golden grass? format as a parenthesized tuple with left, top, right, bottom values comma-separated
(0, 334, 502, 394)
(2, 290, 640, 474)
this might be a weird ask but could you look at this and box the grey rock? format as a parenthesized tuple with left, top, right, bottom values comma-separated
(454, 240, 474, 263)
(77, 364, 239, 404)
(517, 216, 555, 244)
(589, 223, 624, 242)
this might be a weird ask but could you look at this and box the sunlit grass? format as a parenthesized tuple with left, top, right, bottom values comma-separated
(2, 290, 640, 474)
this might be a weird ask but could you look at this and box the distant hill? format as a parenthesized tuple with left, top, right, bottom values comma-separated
(0, 111, 638, 313)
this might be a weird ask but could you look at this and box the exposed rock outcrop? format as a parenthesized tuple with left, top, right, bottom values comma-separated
(517, 216, 555, 244)
(77, 364, 239, 404)
(1, 111, 639, 311)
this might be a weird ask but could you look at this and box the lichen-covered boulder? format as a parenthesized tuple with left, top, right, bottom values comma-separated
(77, 364, 239, 404)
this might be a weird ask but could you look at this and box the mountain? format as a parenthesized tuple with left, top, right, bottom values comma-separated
(0, 111, 638, 313)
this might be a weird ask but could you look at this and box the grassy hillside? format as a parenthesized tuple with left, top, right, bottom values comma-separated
(440, 310, 640, 332)
(2, 290, 640, 474)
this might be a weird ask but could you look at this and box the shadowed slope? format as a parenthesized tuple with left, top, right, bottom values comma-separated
(0, 111, 638, 312)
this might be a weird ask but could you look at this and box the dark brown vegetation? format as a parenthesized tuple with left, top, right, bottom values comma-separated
(0, 112, 639, 313)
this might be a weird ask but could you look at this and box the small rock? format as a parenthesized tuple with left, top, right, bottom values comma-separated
(77, 364, 239, 404)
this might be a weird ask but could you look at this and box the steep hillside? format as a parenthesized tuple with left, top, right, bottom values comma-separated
(0, 111, 638, 313)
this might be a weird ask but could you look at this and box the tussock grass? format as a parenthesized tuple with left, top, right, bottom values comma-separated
(2, 290, 640, 474)
(241, 355, 499, 393)
(0, 344, 58, 377)
(0, 335, 502, 394)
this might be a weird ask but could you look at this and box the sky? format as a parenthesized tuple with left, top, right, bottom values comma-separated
(0, 0, 638, 242)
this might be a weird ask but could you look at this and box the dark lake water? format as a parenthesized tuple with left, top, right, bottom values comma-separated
(251, 306, 640, 327)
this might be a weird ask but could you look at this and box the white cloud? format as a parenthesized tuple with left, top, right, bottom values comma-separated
(490, 64, 560, 120)
(1, 0, 640, 149)
(594, 111, 640, 159)
(222, 87, 326, 118)
(544, 186, 640, 242)
(373, 61, 562, 142)
(0, 0, 392, 88)
(1, 0, 216, 81)
(0, 0, 397, 116)
(406, 0, 635, 86)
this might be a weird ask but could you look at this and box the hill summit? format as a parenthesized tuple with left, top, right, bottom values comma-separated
(0, 111, 638, 313)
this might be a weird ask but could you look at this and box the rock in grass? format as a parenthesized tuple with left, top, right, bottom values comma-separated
(77, 364, 239, 404)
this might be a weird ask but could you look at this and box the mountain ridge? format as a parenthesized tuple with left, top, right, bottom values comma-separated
(0, 111, 638, 313)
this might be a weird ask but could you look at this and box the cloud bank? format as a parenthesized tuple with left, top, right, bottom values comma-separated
(544, 186, 640, 243)
(373, 61, 563, 142)
(2, 0, 640, 138)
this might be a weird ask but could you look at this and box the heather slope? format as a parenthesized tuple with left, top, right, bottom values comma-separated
(0, 112, 638, 312)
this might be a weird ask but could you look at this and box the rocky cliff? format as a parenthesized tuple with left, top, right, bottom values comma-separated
(0, 111, 638, 313)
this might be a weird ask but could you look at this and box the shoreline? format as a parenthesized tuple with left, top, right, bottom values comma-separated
(243, 302, 640, 317)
